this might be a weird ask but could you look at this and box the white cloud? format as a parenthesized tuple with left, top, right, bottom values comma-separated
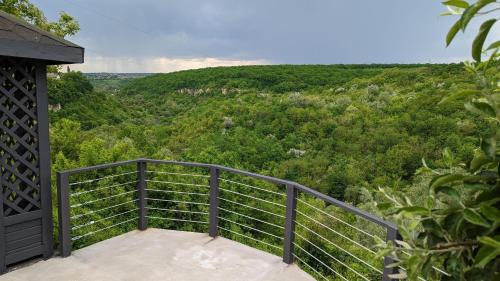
(70, 56, 269, 73)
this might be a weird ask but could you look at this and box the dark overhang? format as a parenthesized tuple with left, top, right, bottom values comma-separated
(0, 10, 84, 65)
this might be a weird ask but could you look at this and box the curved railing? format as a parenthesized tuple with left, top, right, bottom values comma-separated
(57, 158, 400, 281)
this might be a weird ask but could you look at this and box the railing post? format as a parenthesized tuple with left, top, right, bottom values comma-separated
(382, 227, 400, 281)
(208, 167, 220, 238)
(57, 172, 71, 257)
(137, 160, 148, 230)
(283, 183, 298, 264)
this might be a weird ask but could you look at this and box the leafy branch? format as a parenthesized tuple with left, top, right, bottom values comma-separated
(374, 1, 499, 280)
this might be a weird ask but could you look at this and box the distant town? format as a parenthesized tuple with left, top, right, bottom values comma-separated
(84, 73, 153, 80)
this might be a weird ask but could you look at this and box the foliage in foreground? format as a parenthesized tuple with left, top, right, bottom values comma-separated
(0, 0, 79, 38)
(374, 1, 499, 280)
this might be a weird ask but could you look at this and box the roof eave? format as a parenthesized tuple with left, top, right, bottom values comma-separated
(0, 38, 84, 64)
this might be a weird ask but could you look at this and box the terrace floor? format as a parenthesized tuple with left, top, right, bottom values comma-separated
(0, 229, 314, 281)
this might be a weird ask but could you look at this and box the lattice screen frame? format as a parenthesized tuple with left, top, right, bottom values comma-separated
(0, 56, 53, 272)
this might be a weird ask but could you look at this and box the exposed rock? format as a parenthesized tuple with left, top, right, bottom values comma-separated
(223, 117, 233, 128)
(48, 104, 62, 112)
(288, 148, 306, 157)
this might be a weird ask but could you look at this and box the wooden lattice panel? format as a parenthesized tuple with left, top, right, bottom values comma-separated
(0, 57, 41, 217)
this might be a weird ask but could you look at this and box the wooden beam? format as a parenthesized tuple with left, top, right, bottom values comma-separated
(35, 62, 54, 259)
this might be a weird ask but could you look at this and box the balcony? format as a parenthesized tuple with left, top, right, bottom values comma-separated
(4, 229, 313, 281)
(1, 159, 399, 281)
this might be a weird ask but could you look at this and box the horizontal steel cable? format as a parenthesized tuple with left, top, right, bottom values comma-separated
(295, 220, 382, 274)
(145, 207, 209, 215)
(71, 181, 138, 197)
(217, 226, 282, 251)
(146, 180, 210, 189)
(218, 197, 286, 219)
(71, 200, 138, 219)
(293, 254, 329, 281)
(146, 198, 210, 206)
(219, 187, 286, 208)
(218, 207, 285, 230)
(295, 232, 370, 281)
(294, 243, 349, 281)
(71, 190, 137, 208)
(69, 171, 137, 186)
(219, 178, 285, 197)
(146, 188, 209, 197)
(218, 216, 283, 241)
(146, 170, 210, 178)
(296, 210, 376, 255)
(146, 216, 208, 224)
(72, 217, 138, 241)
(72, 209, 139, 230)
(297, 198, 377, 239)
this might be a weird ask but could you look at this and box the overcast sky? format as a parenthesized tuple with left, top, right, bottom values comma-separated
(32, 0, 490, 73)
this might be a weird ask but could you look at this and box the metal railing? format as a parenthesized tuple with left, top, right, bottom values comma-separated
(57, 158, 401, 281)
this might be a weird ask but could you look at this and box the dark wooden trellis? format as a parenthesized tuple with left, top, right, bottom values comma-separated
(0, 10, 83, 273)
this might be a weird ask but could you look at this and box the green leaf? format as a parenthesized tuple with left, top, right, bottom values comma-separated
(465, 100, 496, 117)
(447, 19, 462, 46)
(430, 173, 464, 189)
(464, 182, 489, 190)
(480, 205, 500, 222)
(439, 89, 480, 104)
(444, 212, 463, 237)
(472, 19, 497, 62)
(475, 189, 500, 205)
(474, 245, 500, 268)
(421, 256, 434, 276)
(470, 149, 492, 173)
(487, 40, 500, 50)
(442, 0, 469, 8)
(397, 206, 429, 216)
(478, 236, 500, 248)
(435, 186, 460, 199)
(422, 218, 445, 238)
(461, 0, 496, 32)
(395, 239, 412, 249)
(440, 11, 454, 16)
(377, 202, 394, 210)
(481, 137, 496, 158)
(464, 208, 491, 228)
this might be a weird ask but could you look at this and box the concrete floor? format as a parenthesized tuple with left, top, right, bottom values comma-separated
(1, 229, 314, 281)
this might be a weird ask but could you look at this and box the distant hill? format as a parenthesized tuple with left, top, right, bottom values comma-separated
(84, 73, 154, 80)
(84, 73, 154, 92)
(98, 63, 478, 200)
(121, 64, 464, 97)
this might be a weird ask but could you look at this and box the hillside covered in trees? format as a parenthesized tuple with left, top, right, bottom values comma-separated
(49, 64, 481, 204)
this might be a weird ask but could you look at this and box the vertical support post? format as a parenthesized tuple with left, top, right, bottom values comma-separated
(283, 183, 298, 264)
(382, 227, 400, 281)
(0, 173, 6, 273)
(57, 172, 71, 257)
(36, 62, 54, 259)
(208, 167, 220, 238)
(137, 161, 147, 230)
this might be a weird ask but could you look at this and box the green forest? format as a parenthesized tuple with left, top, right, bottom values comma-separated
(50, 64, 479, 202)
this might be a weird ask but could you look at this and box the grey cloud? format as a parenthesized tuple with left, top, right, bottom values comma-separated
(34, 0, 477, 67)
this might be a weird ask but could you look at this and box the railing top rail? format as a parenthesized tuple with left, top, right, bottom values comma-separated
(57, 159, 139, 175)
(58, 158, 396, 229)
